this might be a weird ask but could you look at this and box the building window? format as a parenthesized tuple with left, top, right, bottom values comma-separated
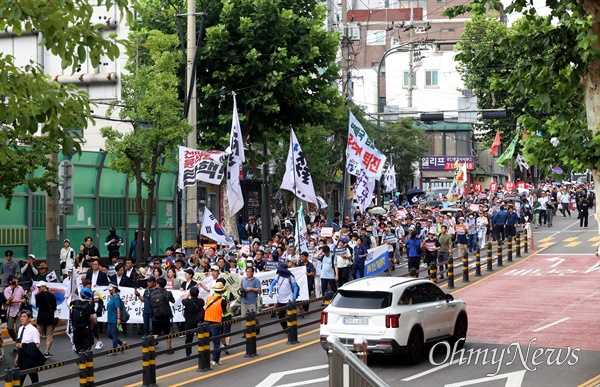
(425, 70, 439, 87)
(403, 71, 416, 88)
(366, 30, 385, 45)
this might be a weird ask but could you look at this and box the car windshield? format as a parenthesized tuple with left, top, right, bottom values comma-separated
(331, 290, 393, 309)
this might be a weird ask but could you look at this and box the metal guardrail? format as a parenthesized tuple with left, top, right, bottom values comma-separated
(326, 336, 389, 387)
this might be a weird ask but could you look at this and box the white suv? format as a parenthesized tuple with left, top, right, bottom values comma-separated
(320, 277, 468, 364)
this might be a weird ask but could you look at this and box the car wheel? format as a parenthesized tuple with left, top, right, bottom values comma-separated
(404, 328, 424, 365)
(452, 314, 468, 349)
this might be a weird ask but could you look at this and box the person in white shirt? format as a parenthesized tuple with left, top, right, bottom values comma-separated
(15, 310, 42, 384)
(59, 239, 75, 279)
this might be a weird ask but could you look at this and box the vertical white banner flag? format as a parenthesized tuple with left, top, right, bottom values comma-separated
(200, 208, 235, 247)
(346, 111, 387, 179)
(296, 205, 309, 253)
(280, 128, 319, 205)
(516, 153, 529, 171)
(383, 164, 396, 193)
(354, 169, 375, 212)
(226, 95, 245, 216)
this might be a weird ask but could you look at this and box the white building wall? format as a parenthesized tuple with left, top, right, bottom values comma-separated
(1, 5, 131, 151)
(350, 68, 379, 113)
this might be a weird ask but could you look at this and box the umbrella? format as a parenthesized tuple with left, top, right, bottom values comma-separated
(426, 200, 442, 207)
(440, 208, 460, 214)
(552, 181, 562, 186)
(503, 197, 521, 203)
(369, 206, 387, 215)
(406, 188, 425, 198)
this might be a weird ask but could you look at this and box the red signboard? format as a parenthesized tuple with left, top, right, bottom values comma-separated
(444, 162, 475, 171)
(473, 182, 482, 193)
(504, 181, 515, 192)
(516, 181, 528, 189)
(489, 182, 498, 193)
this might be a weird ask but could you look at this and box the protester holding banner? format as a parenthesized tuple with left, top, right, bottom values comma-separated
(269, 263, 299, 330)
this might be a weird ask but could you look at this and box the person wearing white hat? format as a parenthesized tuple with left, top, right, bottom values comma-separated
(59, 239, 75, 279)
(34, 281, 57, 358)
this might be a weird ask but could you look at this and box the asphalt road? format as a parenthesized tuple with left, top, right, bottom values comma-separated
(1, 213, 598, 386)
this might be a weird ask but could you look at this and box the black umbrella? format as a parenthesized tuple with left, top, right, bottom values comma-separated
(426, 200, 442, 208)
(405, 188, 426, 201)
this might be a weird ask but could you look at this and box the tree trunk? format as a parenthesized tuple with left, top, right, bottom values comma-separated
(135, 168, 144, 264)
(144, 182, 156, 261)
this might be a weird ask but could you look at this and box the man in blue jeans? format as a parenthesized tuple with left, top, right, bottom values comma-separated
(134, 275, 156, 336)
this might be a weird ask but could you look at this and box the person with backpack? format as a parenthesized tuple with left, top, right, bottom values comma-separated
(205, 282, 228, 366)
(134, 275, 157, 336)
(181, 287, 205, 356)
(151, 277, 175, 354)
(70, 287, 97, 353)
(106, 284, 126, 353)
(34, 281, 57, 358)
(269, 262, 299, 330)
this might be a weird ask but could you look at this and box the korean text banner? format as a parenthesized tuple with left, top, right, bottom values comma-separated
(364, 245, 390, 277)
(178, 146, 227, 189)
(346, 111, 387, 179)
(255, 267, 309, 305)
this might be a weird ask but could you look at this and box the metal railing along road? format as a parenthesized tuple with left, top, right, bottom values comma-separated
(326, 336, 389, 387)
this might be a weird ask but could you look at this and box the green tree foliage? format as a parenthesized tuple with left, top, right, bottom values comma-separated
(197, 0, 343, 147)
(375, 118, 428, 191)
(445, 1, 600, 179)
(0, 131, 59, 209)
(0, 0, 132, 163)
(101, 30, 192, 261)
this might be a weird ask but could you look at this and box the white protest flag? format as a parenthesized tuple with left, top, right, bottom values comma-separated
(346, 111, 387, 179)
(280, 128, 319, 205)
(316, 196, 328, 209)
(383, 164, 396, 193)
(354, 168, 375, 212)
(200, 208, 235, 247)
(296, 205, 309, 253)
(178, 147, 227, 189)
(516, 153, 529, 171)
(226, 95, 246, 215)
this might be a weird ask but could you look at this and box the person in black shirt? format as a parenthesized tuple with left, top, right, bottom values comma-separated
(82, 237, 100, 268)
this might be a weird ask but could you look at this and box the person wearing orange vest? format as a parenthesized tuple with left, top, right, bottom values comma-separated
(205, 282, 228, 366)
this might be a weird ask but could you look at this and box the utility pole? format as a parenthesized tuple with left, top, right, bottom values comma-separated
(183, 0, 198, 254)
(341, 0, 353, 217)
(407, 0, 414, 108)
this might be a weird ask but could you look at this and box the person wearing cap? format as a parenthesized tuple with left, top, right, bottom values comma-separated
(271, 209, 281, 237)
(60, 239, 75, 279)
(423, 231, 441, 270)
(106, 284, 126, 352)
(205, 281, 228, 366)
(4, 275, 26, 342)
(199, 265, 221, 299)
(62, 267, 75, 296)
(15, 309, 44, 384)
(32, 262, 52, 283)
(20, 254, 38, 291)
(134, 275, 157, 336)
(1, 250, 20, 288)
(269, 262, 299, 330)
(455, 217, 468, 258)
(70, 287, 97, 353)
(34, 281, 57, 358)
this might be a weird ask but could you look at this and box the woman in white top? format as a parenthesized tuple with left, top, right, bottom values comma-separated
(59, 239, 75, 278)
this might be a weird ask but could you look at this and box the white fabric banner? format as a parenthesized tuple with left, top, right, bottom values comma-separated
(178, 147, 227, 189)
(280, 129, 319, 205)
(316, 196, 328, 209)
(346, 111, 387, 179)
(296, 205, 309, 253)
(226, 95, 246, 215)
(255, 267, 309, 305)
(354, 168, 375, 212)
(383, 164, 396, 193)
(200, 208, 235, 247)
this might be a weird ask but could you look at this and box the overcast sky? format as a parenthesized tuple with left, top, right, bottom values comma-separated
(502, 0, 552, 26)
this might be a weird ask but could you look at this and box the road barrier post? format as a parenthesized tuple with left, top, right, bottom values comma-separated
(324, 290, 334, 306)
(462, 252, 470, 283)
(507, 236, 513, 262)
(251, 311, 258, 356)
(85, 350, 94, 386)
(475, 247, 482, 277)
(142, 336, 151, 387)
(149, 336, 157, 385)
(10, 368, 19, 387)
(244, 312, 253, 357)
(202, 322, 211, 371)
(4, 367, 12, 387)
(497, 239, 503, 267)
(516, 231, 521, 257)
(286, 302, 299, 344)
(429, 262, 437, 283)
(447, 259, 454, 289)
(487, 242, 493, 272)
(354, 338, 368, 365)
(78, 353, 87, 387)
(524, 229, 529, 253)
(196, 322, 209, 372)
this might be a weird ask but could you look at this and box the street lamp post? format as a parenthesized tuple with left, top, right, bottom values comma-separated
(375, 41, 419, 205)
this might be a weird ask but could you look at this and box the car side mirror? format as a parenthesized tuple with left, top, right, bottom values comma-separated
(445, 293, 454, 302)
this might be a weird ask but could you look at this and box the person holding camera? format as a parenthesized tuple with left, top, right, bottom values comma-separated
(4, 275, 26, 342)
(21, 254, 38, 291)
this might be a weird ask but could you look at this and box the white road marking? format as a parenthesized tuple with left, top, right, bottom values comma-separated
(546, 257, 565, 267)
(275, 377, 329, 387)
(585, 262, 600, 273)
(256, 365, 328, 387)
(402, 359, 460, 381)
(444, 370, 526, 387)
(532, 317, 571, 332)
